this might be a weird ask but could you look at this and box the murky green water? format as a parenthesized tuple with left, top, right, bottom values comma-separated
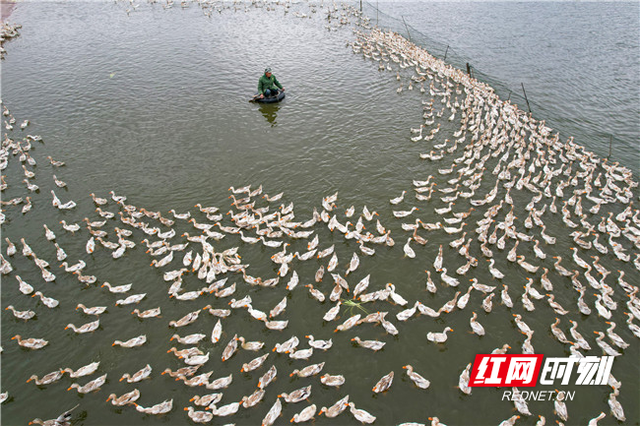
(1, 2, 638, 426)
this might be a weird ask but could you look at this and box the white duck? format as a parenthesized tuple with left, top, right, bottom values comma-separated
(183, 406, 212, 423)
(67, 375, 107, 394)
(433, 245, 443, 270)
(501, 285, 513, 308)
(65, 319, 100, 334)
(112, 335, 147, 348)
(607, 388, 626, 421)
(31, 291, 59, 308)
(347, 402, 376, 424)
(403, 237, 416, 258)
(120, 364, 152, 383)
(553, 390, 569, 421)
(62, 361, 100, 378)
(487, 259, 504, 279)
(390, 190, 407, 205)
(593, 331, 620, 356)
(402, 365, 430, 389)
(134, 399, 173, 415)
(115, 293, 146, 306)
(101, 282, 132, 293)
(568, 320, 591, 350)
(593, 294, 612, 319)
(439, 268, 459, 287)
(106, 389, 140, 406)
(427, 327, 453, 343)
(604, 321, 629, 349)
(469, 312, 485, 336)
(372, 371, 394, 393)
(550, 318, 571, 344)
(290, 404, 317, 423)
(517, 255, 539, 273)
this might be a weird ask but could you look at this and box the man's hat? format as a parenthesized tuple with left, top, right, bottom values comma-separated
(265, 67, 272, 74)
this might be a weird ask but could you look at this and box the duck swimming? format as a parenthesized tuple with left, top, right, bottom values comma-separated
(306, 335, 332, 350)
(348, 402, 377, 424)
(112, 335, 147, 348)
(319, 395, 349, 418)
(334, 314, 361, 332)
(169, 310, 200, 327)
(65, 319, 100, 334)
(291, 404, 317, 423)
(241, 353, 269, 373)
(403, 365, 430, 389)
(487, 259, 505, 279)
(115, 293, 146, 306)
(469, 312, 485, 336)
(372, 371, 394, 393)
(261, 398, 282, 426)
(240, 389, 265, 408)
(427, 327, 453, 343)
(183, 406, 213, 423)
(107, 389, 140, 406)
(67, 374, 107, 394)
(132, 307, 161, 318)
(11, 335, 48, 350)
(134, 399, 173, 415)
(5, 305, 36, 321)
(279, 385, 312, 403)
(62, 361, 100, 379)
(593, 331, 621, 356)
(291, 362, 325, 378)
(351, 336, 385, 351)
(76, 304, 106, 316)
(120, 364, 152, 383)
(26, 370, 64, 386)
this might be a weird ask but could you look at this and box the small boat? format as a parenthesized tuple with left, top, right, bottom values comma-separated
(250, 90, 285, 103)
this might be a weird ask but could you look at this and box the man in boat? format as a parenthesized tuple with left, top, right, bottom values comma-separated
(258, 67, 285, 99)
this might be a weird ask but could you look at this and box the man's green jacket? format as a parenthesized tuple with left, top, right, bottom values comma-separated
(258, 74, 283, 95)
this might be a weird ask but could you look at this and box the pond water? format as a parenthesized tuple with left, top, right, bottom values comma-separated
(1, 1, 638, 425)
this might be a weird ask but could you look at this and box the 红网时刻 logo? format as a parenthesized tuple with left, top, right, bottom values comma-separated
(469, 354, 614, 387)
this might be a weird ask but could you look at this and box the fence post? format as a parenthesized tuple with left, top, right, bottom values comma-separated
(521, 82, 532, 113)
(443, 45, 449, 62)
(401, 16, 411, 42)
(608, 135, 613, 159)
(466, 63, 471, 76)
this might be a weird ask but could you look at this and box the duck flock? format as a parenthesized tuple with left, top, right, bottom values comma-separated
(0, 21, 21, 60)
(1, 1, 639, 425)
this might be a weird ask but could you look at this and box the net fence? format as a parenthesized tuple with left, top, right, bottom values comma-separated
(359, 1, 533, 113)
